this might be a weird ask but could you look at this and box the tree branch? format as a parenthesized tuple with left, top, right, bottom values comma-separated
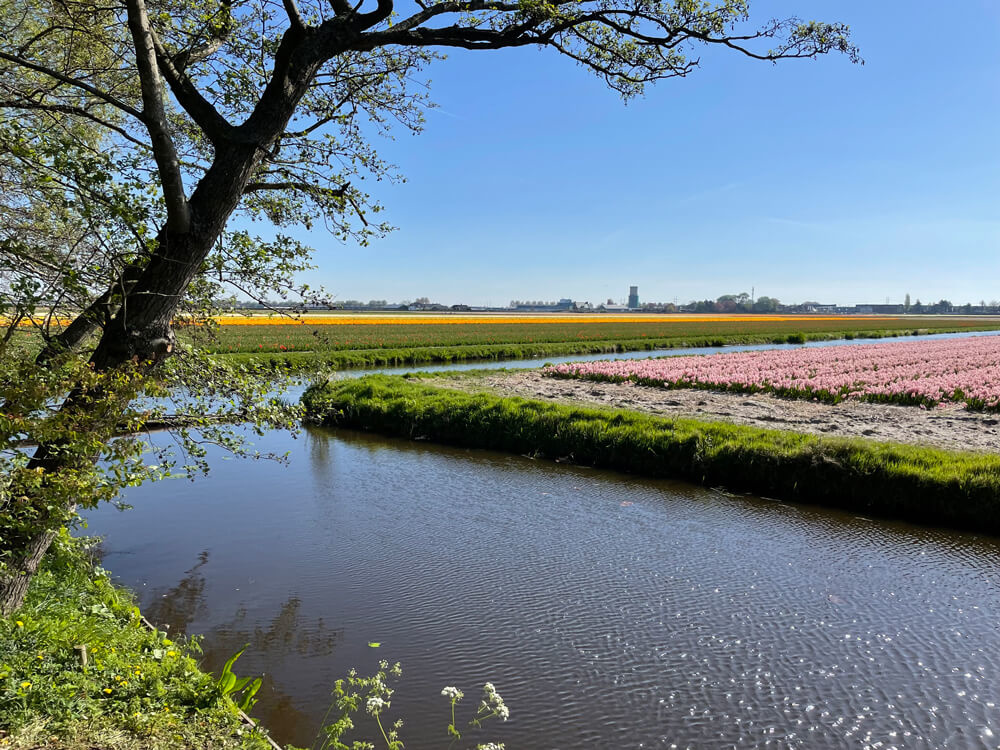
(353, 0, 395, 30)
(282, 0, 308, 32)
(392, 0, 519, 32)
(243, 180, 349, 196)
(0, 99, 148, 148)
(147, 29, 235, 144)
(124, 0, 191, 234)
(0, 50, 143, 121)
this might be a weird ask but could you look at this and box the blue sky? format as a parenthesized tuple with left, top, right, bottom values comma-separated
(292, 0, 1000, 307)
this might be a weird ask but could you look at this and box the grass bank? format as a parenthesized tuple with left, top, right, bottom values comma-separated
(0, 532, 278, 750)
(214, 326, 991, 373)
(303, 376, 1000, 534)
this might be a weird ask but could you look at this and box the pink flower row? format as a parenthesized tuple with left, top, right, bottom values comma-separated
(545, 336, 1000, 410)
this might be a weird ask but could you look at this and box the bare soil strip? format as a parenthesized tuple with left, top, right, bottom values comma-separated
(450, 370, 1000, 454)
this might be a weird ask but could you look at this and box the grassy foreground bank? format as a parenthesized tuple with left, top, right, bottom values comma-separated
(304, 376, 1000, 534)
(0, 532, 276, 750)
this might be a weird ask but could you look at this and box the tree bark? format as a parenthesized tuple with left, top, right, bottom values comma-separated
(35, 264, 145, 367)
(0, 528, 62, 616)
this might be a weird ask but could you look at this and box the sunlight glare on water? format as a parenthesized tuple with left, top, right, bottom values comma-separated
(85, 425, 1000, 749)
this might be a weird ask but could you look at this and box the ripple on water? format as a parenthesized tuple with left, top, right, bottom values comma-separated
(85, 426, 1000, 749)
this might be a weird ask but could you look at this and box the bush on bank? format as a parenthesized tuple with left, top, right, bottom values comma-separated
(0, 532, 275, 750)
(303, 376, 1000, 534)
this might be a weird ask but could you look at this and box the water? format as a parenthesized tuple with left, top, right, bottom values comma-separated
(334, 328, 1000, 377)
(84, 425, 1000, 749)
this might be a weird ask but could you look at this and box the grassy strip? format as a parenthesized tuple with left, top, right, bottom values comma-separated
(0, 532, 278, 750)
(213, 327, 986, 373)
(303, 376, 1000, 534)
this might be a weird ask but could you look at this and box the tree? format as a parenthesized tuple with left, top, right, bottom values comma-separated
(904, 293, 911, 313)
(752, 295, 780, 313)
(0, 0, 858, 613)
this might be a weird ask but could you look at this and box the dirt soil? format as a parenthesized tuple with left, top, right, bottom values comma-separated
(444, 370, 1000, 454)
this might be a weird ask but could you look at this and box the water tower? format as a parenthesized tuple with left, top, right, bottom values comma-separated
(628, 285, 639, 309)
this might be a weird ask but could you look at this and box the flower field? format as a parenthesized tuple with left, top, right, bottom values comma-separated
(546, 335, 1000, 410)
(188, 316, 993, 355)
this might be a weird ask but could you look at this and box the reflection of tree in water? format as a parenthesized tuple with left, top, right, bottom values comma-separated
(201, 596, 340, 669)
(144, 550, 210, 634)
(145, 550, 342, 747)
(202, 596, 343, 745)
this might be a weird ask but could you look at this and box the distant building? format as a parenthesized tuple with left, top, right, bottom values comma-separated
(512, 298, 575, 312)
(855, 304, 905, 314)
(791, 302, 838, 313)
(628, 285, 639, 309)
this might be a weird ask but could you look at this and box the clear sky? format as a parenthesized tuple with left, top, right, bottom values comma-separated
(288, 0, 1000, 307)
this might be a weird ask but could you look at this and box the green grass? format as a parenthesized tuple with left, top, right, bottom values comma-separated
(303, 375, 1000, 534)
(0, 532, 278, 750)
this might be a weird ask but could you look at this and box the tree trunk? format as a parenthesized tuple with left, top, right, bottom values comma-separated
(0, 27, 326, 610)
(0, 529, 62, 616)
(35, 264, 145, 367)
(0, 142, 266, 614)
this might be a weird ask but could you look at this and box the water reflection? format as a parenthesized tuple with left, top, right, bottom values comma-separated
(86, 426, 1000, 749)
(144, 550, 210, 633)
(135, 546, 342, 746)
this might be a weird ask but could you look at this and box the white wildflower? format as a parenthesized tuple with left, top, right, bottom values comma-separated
(366, 696, 387, 716)
(482, 683, 509, 720)
(476, 744, 505, 750)
(441, 686, 464, 701)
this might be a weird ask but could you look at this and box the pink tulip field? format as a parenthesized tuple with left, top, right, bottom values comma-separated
(545, 336, 1000, 410)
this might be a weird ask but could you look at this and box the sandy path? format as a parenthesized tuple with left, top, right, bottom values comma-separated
(443, 370, 1000, 454)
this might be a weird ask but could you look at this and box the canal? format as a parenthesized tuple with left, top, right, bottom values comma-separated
(85, 422, 1000, 748)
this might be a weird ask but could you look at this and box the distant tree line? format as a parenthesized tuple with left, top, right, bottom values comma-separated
(677, 293, 781, 314)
